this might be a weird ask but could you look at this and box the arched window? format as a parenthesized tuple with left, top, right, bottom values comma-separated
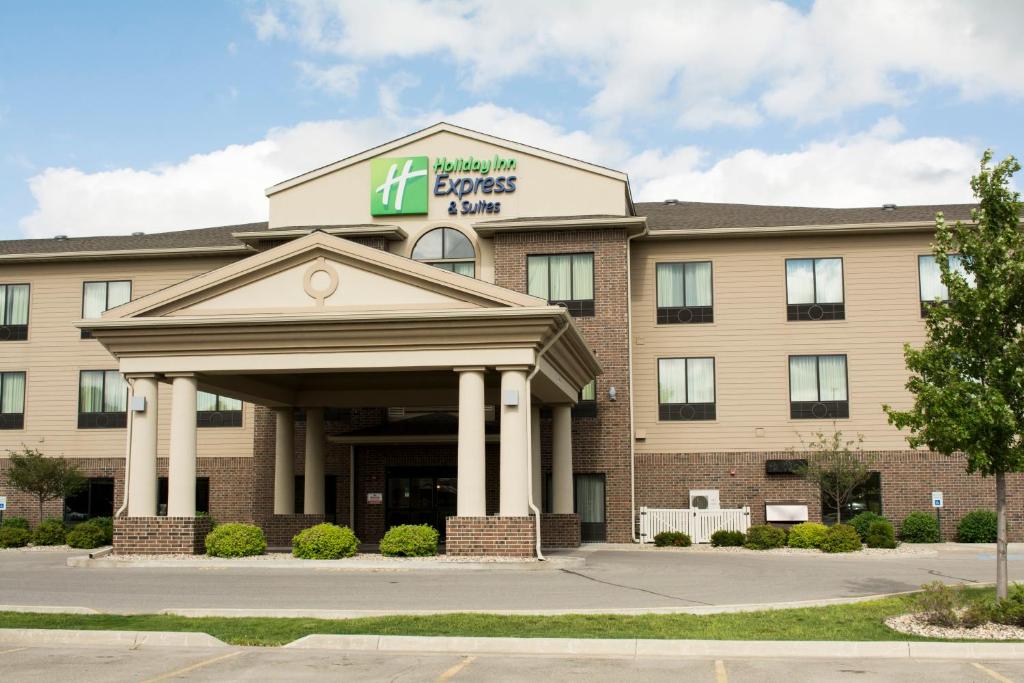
(411, 228, 475, 277)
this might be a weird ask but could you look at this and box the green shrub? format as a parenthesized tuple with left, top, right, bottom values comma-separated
(915, 581, 964, 627)
(787, 522, 829, 549)
(957, 509, 997, 543)
(205, 522, 266, 557)
(901, 511, 941, 543)
(32, 518, 67, 546)
(820, 523, 862, 553)
(380, 524, 439, 557)
(89, 517, 114, 544)
(66, 523, 107, 549)
(653, 531, 692, 547)
(0, 526, 30, 548)
(292, 523, 359, 559)
(849, 511, 887, 541)
(988, 584, 1024, 627)
(710, 530, 745, 547)
(1, 516, 29, 530)
(865, 520, 897, 549)
(744, 524, 786, 550)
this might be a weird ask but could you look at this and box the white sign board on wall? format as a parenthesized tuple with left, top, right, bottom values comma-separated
(765, 504, 809, 522)
(932, 491, 944, 508)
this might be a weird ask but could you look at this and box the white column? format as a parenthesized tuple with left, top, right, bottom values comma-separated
(552, 404, 574, 515)
(498, 366, 530, 517)
(303, 407, 325, 514)
(531, 404, 542, 510)
(167, 375, 198, 517)
(274, 408, 295, 515)
(455, 367, 487, 517)
(127, 375, 159, 517)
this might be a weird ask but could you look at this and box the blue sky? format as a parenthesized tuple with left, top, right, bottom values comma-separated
(1, 0, 1021, 240)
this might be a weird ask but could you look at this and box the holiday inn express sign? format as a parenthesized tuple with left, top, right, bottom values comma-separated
(371, 154, 518, 217)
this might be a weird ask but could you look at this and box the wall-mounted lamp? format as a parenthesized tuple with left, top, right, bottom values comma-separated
(608, 386, 617, 402)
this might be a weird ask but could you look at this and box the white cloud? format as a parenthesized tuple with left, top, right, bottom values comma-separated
(251, 7, 287, 41)
(296, 61, 362, 96)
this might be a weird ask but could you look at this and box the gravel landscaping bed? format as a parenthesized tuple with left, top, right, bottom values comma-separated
(0, 545, 76, 553)
(110, 552, 537, 563)
(616, 544, 937, 557)
(885, 613, 1024, 640)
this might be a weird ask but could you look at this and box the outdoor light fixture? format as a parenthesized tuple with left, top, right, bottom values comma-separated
(608, 386, 617, 401)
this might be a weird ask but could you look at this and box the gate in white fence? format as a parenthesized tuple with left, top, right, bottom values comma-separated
(639, 506, 751, 544)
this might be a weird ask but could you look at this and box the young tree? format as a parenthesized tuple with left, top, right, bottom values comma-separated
(796, 427, 873, 524)
(885, 151, 1023, 600)
(4, 444, 86, 523)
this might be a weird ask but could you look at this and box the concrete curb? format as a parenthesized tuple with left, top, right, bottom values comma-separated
(0, 628, 228, 648)
(0, 604, 102, 615)
(284, 634, 1024, 659)
(66, 555, 585, 571)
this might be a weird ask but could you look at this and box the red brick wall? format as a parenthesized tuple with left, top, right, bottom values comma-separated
(262, 513, 326, 547)
(446, 516, 535, 557)
(541, 513, 581, 548)
(113, 516, 213, 555)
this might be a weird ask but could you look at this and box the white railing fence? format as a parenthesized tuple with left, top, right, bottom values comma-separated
(639, 506, 751, 544)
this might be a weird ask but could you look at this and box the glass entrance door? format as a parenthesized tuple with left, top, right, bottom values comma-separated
(574, 473, 607, 542)
(386, 467, 457, 541)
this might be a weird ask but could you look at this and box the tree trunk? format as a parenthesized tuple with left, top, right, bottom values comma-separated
(997, 470, 1008, 601)
(38, 497, 44, 527)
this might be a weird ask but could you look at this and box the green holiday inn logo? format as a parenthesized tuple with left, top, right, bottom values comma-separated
(370, 156, 428, 215)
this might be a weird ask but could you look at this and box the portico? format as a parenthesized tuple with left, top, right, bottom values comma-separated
(83, 231, 599, 556)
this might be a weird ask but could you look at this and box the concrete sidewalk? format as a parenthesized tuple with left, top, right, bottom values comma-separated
(66, 553, 585, 571)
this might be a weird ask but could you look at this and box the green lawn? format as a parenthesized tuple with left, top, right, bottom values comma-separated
(0, 588, 1011, 647)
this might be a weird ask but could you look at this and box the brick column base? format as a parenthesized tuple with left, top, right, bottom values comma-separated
(259, 514, 326, 547)
(113, 516, 214, 555)
(541, 513, 581, 548)
(445, 516, 536, 557)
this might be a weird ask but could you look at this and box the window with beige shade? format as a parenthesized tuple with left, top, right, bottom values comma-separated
(786, 258, 844, 321)
(789, 354, 849, 419)
(918, 254, 975, 317)
(0, 371, 26, 429)
(527, 253, 594, 317)
(656, 261, 713, 324)
(658, 357, 716, 421)
(0, 283, 30, 341)
(78, 370, 128, 429)
(81, 280, 131, 339)
(197, 391, 243, 427)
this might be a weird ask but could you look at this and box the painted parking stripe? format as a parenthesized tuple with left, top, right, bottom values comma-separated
(0, 647, 27, 655)
(714, 659, 728, 683)
(139, 650, 242, 683)
(971, 662, 1014, 683)
(437, 655, 476, 682)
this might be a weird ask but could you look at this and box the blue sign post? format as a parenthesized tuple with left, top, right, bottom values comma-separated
(932, 491, 944, 539)
(0, 495, 6, 526)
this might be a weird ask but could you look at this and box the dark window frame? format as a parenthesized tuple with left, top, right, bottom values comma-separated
(77, 370, 127, 429)
(788, 354, 850, 420)
(63, 476, 115, 523)
(526, 252, 595, 317)
(157, 476, 210, 516)
(657, 356, 717, 421)
(197, 391, 243, 428)
(821, 471, 882, 525)
(81, 279, 132, 339)
(0, 370, 26, 429)
(573, 380, 597, 418)
(918, 253, 970, 318)
(411, 227, 476, 277)
(655, 260, 714, 324)
(0, 282, 30, 342)
(785, 257, 846, 321)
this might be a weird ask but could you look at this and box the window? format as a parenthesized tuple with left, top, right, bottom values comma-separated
(0, 371, 26, 429)
(919, 254, 975, 317)
(81, 280, 131, 339)
(658, 357, 716, 420)
(789, 355, 849, 419)
(573, 380, 597, 418)
(527, 253, 595, 316)
(157, 477, 210, 516)
(412, 227, 475, 276)
(0, 283, 30, 341)
(64, 477, 114, 522)
(575, 473, 607, 542)
(786, 258, 844, 321)
(197, 391, 243, 427)
(656, 261, 713, 324)
(78, 370, 128, 428)
(822, 472, 881, 526)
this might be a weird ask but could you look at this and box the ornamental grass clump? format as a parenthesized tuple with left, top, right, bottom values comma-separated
(743, 525, 786, 550)
(820, 523, 862, 553)
(957, 509, 997, 543)
(205, 522, 266, 558)
(787, 522, 828, 549)
(292, 523, 359, 559)
(380, 524, 439, 557)
(900, 511, 941, 543)
(653, 531, 692, 547)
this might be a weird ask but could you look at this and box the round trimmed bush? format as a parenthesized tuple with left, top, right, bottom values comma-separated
(205, 522, 266, 557)
(710, 530, 745, 547)
(849, 511, 887, 541)
(957, 509, 997, 543)
(653, 531, 692, 547)
(0, 526, 30, 548)
(820, 523, 862, 553)
(900, 511, 941, 543)
(32, 518, 67, 546)
(292, 523, 359, 559)
(89, 517, 114, 544)
(380, 524, 439, 557)
(1, 516, 29, 530)
(744, 524, 787, 550)
(865, 519, 897, 549)
(787, 522, 829, 549)
(66, 522, 107, 549)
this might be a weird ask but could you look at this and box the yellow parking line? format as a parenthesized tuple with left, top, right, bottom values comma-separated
(437, 655, 476, 682)
(0, 647, 28, 655)
(139, 650, 242, 683)
(714, 659, 728, 683)
(972, 662, 1014, 683)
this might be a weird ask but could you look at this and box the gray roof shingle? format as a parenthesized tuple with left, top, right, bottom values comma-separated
(0, 222, 268, 256)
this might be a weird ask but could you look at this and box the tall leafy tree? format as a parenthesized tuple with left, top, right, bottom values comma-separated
(796, 427, 873, 524)
(4, 444, 86, 523)
(885, 151, 1023, 599)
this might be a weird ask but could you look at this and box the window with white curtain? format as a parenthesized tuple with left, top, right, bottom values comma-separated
(0, 283, 30, 341)
(78, 370, 128, 428)
(0, 371, 26, 429)
(81, 280, 131, 339)
(785, 258, 845, 321)
(197, 391, 243, 427)
(657, 357, 716, 420)
(527, 253, 595, 316)
(918, 254, 975, 317)
(656, 261, 713, 324)
(789, 355, 849, 419)
(411, 228, 476, 277)
(573, 380, 597, 418)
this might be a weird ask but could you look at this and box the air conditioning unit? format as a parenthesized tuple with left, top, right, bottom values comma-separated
(689, 489, 720, 510)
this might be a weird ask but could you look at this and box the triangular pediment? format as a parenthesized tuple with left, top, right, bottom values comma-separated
(104, 231, 544, 320)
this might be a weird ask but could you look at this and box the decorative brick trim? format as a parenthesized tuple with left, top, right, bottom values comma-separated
(445, 516, 535, 557)
(541, 513, 581, 548)
(113, 516, 214, 555)
(259, 513, 326, 547)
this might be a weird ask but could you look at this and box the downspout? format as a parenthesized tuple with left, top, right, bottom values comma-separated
(525, 315, 570, 561)
(115, 377, 136, 518)
(626, 222, 649, 542)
